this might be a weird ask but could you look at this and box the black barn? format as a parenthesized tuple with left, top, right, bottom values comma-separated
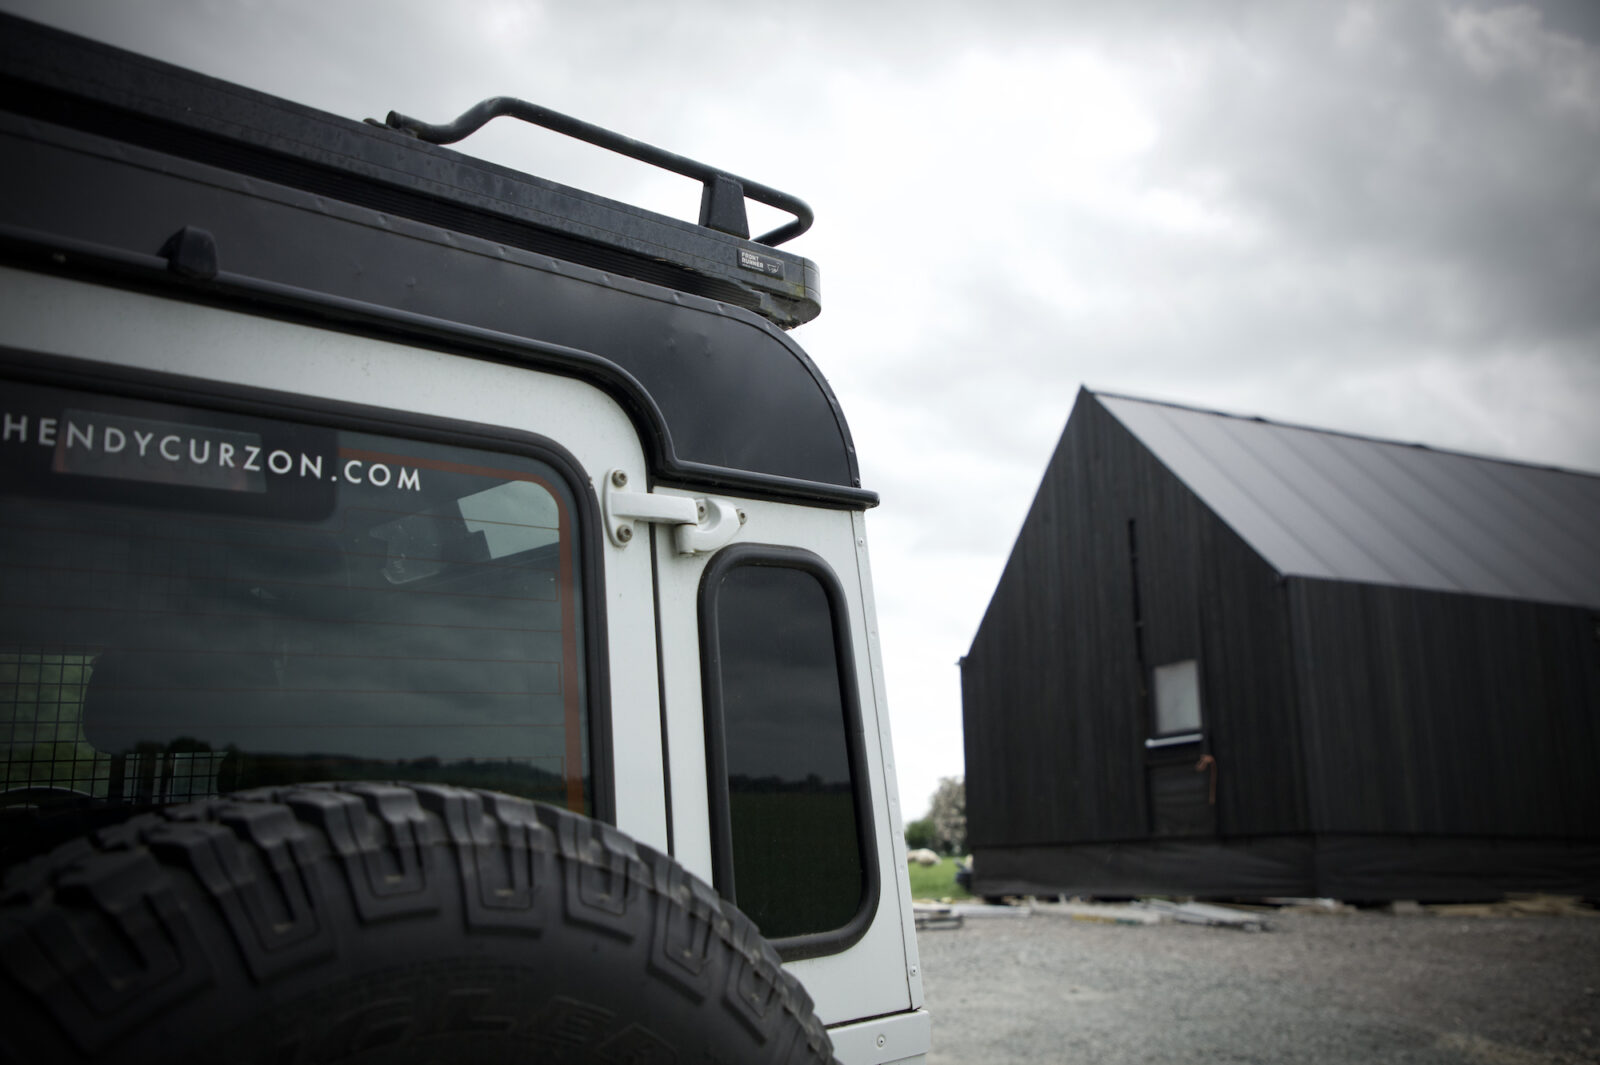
(960, 389, 1600, 901)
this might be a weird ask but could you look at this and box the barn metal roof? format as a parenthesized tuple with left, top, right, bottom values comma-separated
(1096, 391, 1600, 610)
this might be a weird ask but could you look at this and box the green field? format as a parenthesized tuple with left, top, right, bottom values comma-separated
(906, 856, 973, 901)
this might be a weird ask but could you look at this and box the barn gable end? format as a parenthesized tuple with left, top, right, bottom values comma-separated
(962, 389, 1600, 900)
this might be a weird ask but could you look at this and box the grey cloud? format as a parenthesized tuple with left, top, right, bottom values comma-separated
(1136, 5, 1600, 343)
(823, 2, 1600, 479)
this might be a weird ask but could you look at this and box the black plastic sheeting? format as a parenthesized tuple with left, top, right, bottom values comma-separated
(975, 836, 1600, 902)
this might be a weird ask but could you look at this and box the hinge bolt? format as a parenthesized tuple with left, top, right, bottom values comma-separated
(617, 525, 633, 543)
(611, 470, 628, 488)
(696, 502, 707, 522)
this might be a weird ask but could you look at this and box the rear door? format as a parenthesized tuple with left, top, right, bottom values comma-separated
(650, 492, 917, 1027)
(1144, 659, 1217, 838)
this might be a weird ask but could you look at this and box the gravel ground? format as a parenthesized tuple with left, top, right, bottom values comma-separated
(915, 908, 1600, 1064)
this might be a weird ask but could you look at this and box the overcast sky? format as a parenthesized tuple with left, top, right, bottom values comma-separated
(7, 0, 1597, 821)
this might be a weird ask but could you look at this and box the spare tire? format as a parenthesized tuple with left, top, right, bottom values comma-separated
(0, 782, 838, 1064)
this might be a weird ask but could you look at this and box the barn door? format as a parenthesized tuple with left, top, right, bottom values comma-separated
(1144, 659, 1217, 837)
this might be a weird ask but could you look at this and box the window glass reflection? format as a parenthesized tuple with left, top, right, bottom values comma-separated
(710, 563, 863, 939)
(0, 380, 591, 823)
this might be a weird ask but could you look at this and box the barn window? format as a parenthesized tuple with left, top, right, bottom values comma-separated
(1150, 659, 1203, 740)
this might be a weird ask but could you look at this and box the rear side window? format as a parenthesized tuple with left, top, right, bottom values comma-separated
(0, 377, 596, 823)
(700, 547, 876, 956)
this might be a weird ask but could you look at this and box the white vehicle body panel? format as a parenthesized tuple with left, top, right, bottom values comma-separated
(650, 491, 921, 1029)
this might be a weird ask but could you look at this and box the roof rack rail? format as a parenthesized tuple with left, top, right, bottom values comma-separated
(379, 97, 813, 247)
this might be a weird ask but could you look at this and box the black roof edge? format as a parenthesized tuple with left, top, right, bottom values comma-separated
(1087, 387, 1600, 481)
(0, 11, 822, 329)
(0, 222, 878, 511)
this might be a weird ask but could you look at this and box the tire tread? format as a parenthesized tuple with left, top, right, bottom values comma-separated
(1, 783, 841, 1064)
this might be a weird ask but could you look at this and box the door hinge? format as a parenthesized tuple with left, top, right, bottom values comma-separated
(603, 469, 743, 555)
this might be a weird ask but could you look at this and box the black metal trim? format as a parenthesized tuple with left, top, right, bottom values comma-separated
(697, 544, 880, 962)
(649, 524, 675, 857)
(0, 347, 617, 827)
(0, 223, 878, 512)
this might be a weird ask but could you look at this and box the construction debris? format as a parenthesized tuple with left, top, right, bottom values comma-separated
(1263, 897, 1356, 915)
(1376, 895, 1600, 919)
(911, 898, 1267, 930)
(1137, 899, 1271, 932)
(1424, 894, 1597, 919)
(912, 904, 964, 931)
(907, 893, 1597, 935)
(1031, 901, 1165, 926)
(947, 902, 1033, 919)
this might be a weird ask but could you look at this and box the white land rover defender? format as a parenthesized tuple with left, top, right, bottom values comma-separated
(0, 15, 929, 1064)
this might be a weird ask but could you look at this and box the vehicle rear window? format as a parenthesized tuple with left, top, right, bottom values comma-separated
(700, 551, 872, 949)
(0, 378, 593, 822)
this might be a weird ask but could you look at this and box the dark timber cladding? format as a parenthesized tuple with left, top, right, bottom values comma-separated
(0, 13, 872, 511)
(962, 388, 1600, 901)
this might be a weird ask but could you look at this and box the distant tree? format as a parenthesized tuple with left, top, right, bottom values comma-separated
(927, 776, 966, 855)
(903, 817, 936, 852)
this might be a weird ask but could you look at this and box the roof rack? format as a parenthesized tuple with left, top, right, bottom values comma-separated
(0, 13, 822, 328)
(379, 97, 812, 248)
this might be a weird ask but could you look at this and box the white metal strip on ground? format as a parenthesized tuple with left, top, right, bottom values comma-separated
(1032, 901, 1166, 926)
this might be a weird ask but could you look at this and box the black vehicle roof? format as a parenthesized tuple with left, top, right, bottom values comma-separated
(0, 13, 874, 508)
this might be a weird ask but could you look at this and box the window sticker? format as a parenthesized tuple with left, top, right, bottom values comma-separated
(2, 388, 427, 517)
(48, 409, 271, 493)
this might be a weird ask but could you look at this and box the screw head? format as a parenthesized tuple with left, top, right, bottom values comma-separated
(611, 470, 628, 488)
(737, 509, 747, 525)
(616, 525, 633, 543)
(876, 1034, 886, 1049)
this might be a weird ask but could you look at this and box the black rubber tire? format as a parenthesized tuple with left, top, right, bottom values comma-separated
(0, 782, 839, 1064)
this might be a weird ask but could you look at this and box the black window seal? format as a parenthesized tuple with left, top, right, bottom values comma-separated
(0, 346, 615, 826)
(698, 543, 880, 962)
